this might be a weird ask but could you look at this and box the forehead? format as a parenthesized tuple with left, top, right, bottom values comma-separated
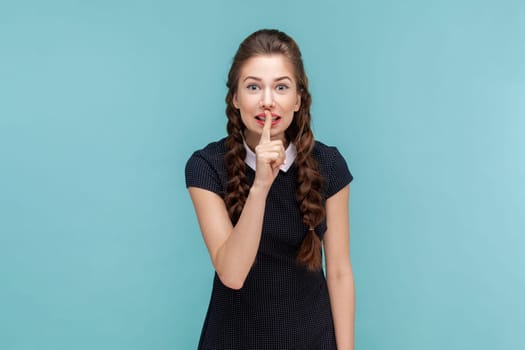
(239, 55, 296, 80)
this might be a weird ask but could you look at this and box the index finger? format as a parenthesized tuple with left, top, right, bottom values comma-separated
(259, 110, 272, 144)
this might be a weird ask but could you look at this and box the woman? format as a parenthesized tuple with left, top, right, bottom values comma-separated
(185, 29, 355, 349)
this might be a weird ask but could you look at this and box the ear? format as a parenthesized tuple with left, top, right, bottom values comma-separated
(233, 94, 240, 109)
(294, 93, 301, 112)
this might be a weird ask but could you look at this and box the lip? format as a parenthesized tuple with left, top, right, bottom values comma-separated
(254, 113, 281, 126)
(255, 113, 280, 118)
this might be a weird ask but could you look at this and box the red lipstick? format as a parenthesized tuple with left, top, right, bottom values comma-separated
(255, 113, 281, 126)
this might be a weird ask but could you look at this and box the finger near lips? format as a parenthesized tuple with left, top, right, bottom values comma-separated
(259, 110, 273, 144)
(256, 126, 286, 170)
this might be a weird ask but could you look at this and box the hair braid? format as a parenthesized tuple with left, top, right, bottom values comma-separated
(292, 92, 325, 271)
(224, 103, 249, 224)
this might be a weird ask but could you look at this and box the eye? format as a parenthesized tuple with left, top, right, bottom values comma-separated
(276, 84, 289, 91)
(247, 84, 260, 91)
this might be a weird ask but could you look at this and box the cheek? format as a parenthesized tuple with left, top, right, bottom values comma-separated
(238, 107, 253, 125)
(284, 97, 300, 113)
(237, 95, 258, 111)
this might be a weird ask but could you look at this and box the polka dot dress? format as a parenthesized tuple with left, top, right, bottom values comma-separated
(186, 138, 353, 350)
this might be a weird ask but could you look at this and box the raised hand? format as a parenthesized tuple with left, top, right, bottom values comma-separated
(253, 110, 286, 189)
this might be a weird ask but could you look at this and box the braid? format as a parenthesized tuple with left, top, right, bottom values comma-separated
(224, 100, 250, 224)
(293, 93, 325, 271)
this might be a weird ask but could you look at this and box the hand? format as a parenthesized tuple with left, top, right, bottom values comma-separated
(253, 110, 286, 189)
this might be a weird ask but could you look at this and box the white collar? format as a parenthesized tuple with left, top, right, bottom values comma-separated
(243, 139, 297, 173)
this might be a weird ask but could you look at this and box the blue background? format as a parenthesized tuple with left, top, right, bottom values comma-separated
(1, 0, 524, 349)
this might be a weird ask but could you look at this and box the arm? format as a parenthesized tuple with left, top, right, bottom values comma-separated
(189, 183, 268, 289)
(324, 184, 355, 350)
(188, 111, 284, 290)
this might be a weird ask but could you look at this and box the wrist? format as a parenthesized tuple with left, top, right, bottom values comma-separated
(249, 182, 270, 197)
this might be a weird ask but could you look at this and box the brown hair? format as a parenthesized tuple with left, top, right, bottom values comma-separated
(224, 29, 325, 271)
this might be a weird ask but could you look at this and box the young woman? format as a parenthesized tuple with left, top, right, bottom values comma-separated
(185, 29, 355, 349)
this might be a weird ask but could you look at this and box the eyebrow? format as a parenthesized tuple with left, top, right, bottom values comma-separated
(243, 76, 293, 82)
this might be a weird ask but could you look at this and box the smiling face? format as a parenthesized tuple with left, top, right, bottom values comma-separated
(233, 54, 301, 149)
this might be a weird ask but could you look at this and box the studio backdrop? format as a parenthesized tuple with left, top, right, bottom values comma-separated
(1, 0, 524, 349)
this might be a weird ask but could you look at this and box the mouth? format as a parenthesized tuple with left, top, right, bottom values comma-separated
(255, 113, 281, 123)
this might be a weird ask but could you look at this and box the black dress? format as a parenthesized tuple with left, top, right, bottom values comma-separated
(185, 138, 353, 350)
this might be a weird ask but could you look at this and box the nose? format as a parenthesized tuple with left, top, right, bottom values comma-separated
(260, 87, 275, 109)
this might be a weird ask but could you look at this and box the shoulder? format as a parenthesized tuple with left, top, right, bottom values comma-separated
(312, 139, 353, 197)
(312, 139, 337, 154)
(188, 137, 228, 162)
(186, 138, 228, 171)
(185, 138, 228, 190)
(312, 140, 347, 165)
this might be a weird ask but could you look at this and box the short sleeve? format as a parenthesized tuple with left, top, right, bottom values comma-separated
(325, 147, 353, 198)
(185, 151, 224, 196)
